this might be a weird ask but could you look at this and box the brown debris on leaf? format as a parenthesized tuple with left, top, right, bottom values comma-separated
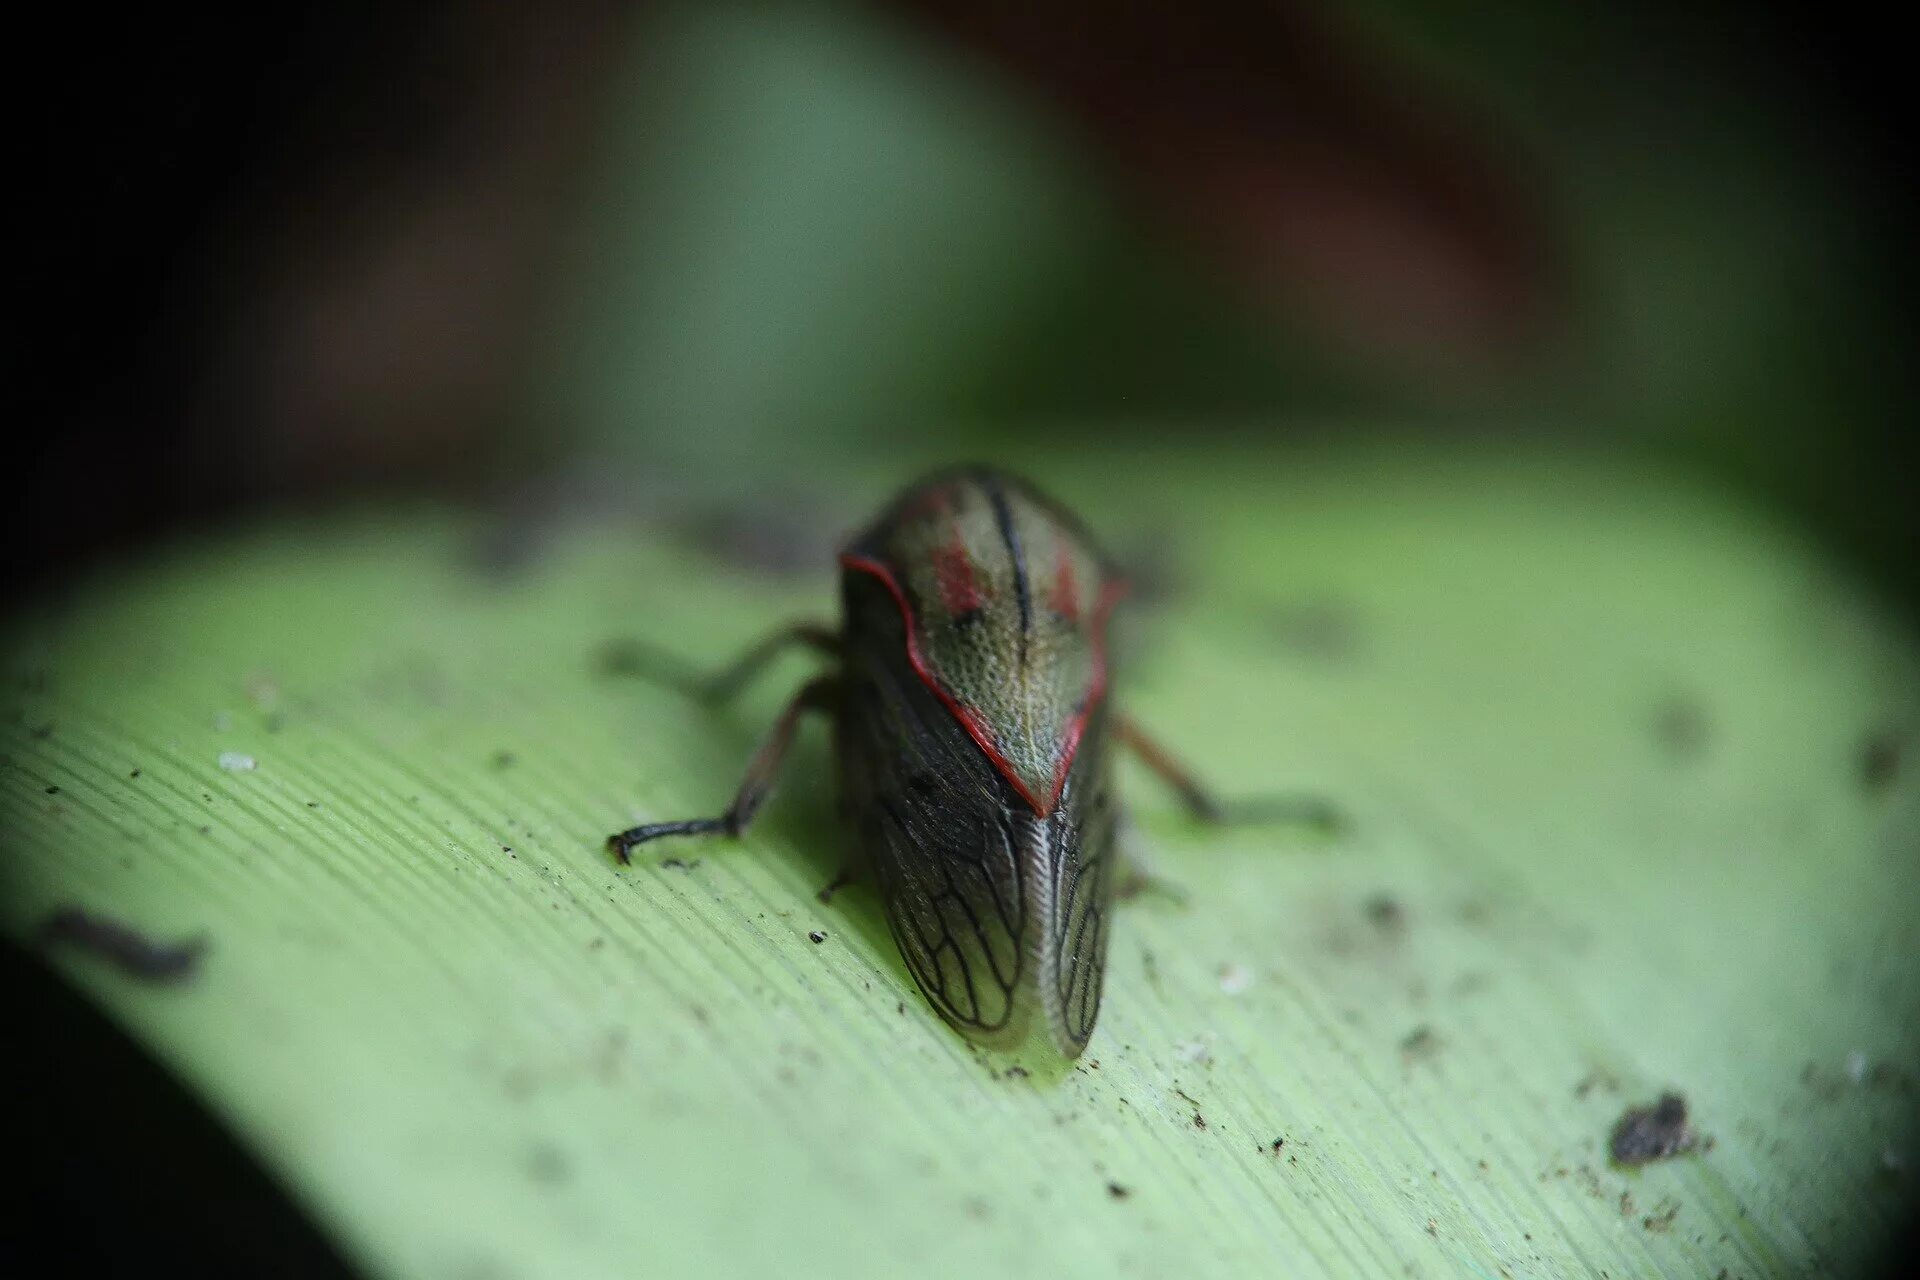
(1609, 1092, 1698, 1166)
(1363, 893, 1404, 931)
(38, 907, 207, 983)
(1861, 727, 1906, 793)
(1400, 1025, 1440, 1063)
(1652, 692, 1710, 759)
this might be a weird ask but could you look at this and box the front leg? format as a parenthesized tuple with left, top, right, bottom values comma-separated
(608, 676, 839, 863)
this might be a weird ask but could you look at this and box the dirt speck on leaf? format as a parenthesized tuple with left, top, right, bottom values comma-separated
(1653, 693, 1709, 758)
(526, 1143, 570, 1186)
(1575, 1069, 1620, 1099)
(1269, 596, 1365, 664)
(1802, 1061, 1846, 1101)
(1610, 1092, 1698, 1166)
(1799, 1056, 1909, 1100)
(1868, 1062, 1915, 1095)
(1141, 948, 1165, 997)
(1107, 1181, 1130, 1200)
(1364, 893, 1405, 931)
(1861, 727, 1905, 792)
(38, 907, 207, 983)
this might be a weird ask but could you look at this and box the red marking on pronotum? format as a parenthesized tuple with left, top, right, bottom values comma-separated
(841, 553, 1128, 815)
(902, 485, 953, 519)
(1052, 550, 1080, 623)
(932, 541, 983, 615)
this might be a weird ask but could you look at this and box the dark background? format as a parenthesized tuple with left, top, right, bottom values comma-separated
(13, 2, 1914, 603)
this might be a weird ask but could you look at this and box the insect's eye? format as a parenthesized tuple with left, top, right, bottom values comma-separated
(952, 607, 984, 630)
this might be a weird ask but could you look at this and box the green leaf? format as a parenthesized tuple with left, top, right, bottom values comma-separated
(5, 451, 1916, 1278)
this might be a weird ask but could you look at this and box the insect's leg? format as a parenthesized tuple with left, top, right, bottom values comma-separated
(1114, 816, 1189, 906)
(695, 623, 840, 704)
(601, 622, 839, 705)
(1114, 714, 1344, 832)
(1113, 715, 1229, 822)
(815, 866, 857, 905)
(607, 675, 839, 863)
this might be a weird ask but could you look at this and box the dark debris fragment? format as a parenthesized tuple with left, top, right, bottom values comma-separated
(1269, 596, 1366, 664)
(1364, 893, 1404, 931)
(1574, 1069, 1620, 1099)
(1862, 728, 1906, 793)
(1400, 1025, 1440, 1061)
(1609, 1092, 1698, 1166)
(1652, 693, 1710, 759)
(38, 907, 207, 983)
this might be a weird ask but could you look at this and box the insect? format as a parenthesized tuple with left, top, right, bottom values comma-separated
(607, 468, 1311, 1057)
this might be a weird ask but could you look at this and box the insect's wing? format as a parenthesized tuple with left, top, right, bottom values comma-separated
(838, 557, 1123, 1059)
(1035, 707, 1119, 1057)
(840, 643, 1035, 1047)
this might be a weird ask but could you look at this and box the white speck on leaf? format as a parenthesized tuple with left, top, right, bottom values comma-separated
(218, 751, 257, 772)
(1219, 963, 1252, 995)
(1175, 1039, 1213, 1065)
(1846, 1050, 1869, 1083)
(245, 673, 281, 710)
